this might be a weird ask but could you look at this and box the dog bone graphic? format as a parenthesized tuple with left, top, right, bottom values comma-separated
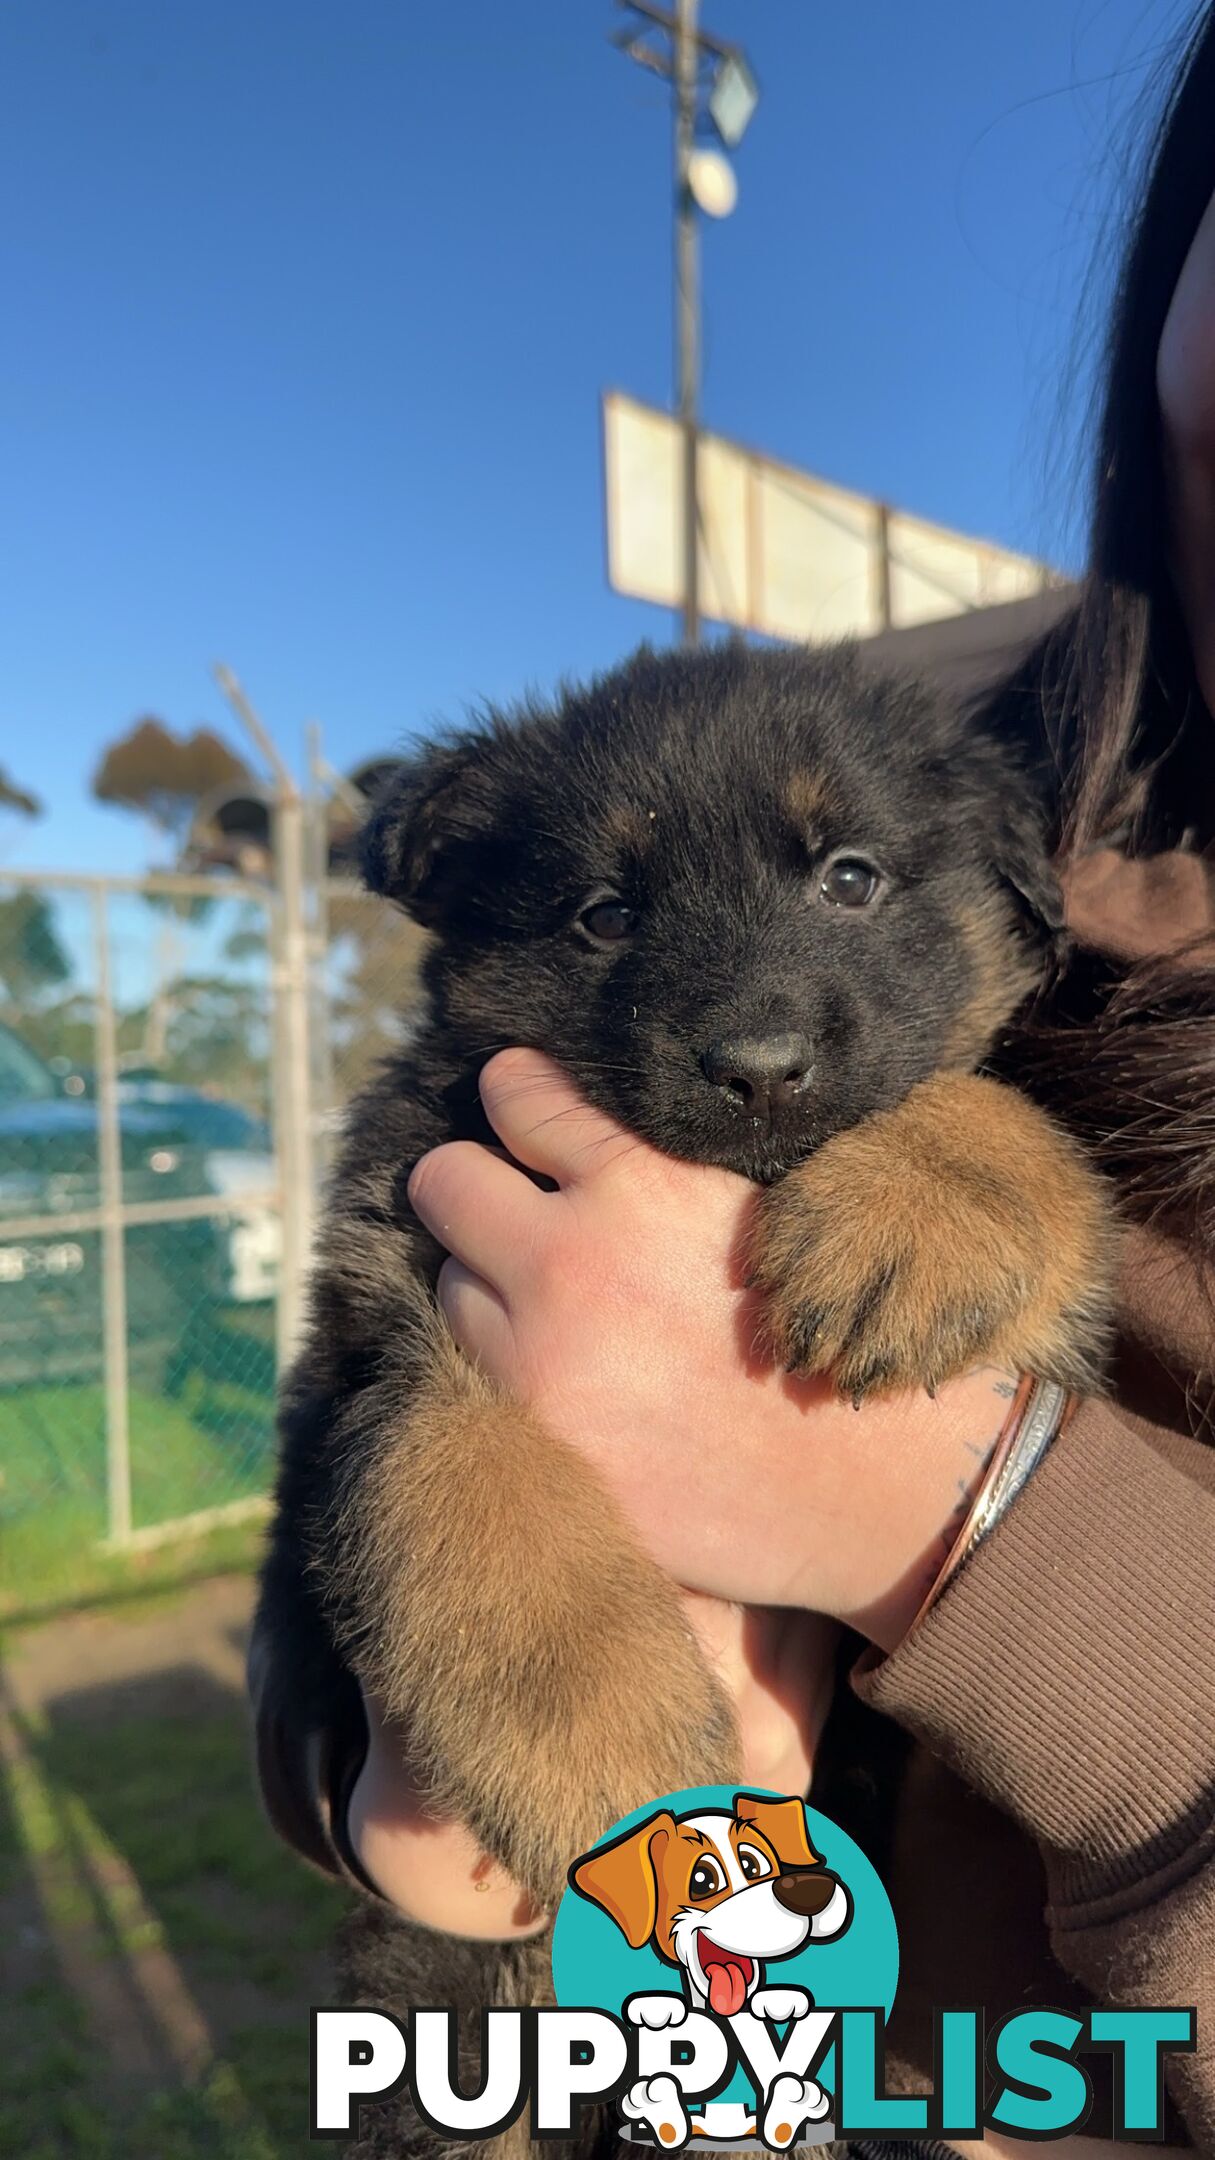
(627, 1994, 689, 2031)
(748, 1987, 812, 2025)
(761, 2074, 831, 2150)
(622, 2073, 689, 2149)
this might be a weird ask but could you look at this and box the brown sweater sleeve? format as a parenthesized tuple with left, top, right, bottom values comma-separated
(855, 1391, 1215, 2150)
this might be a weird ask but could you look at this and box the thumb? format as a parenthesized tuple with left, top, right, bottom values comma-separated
(477, 1048, 641, 1188)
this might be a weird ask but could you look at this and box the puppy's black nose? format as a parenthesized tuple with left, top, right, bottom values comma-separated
(701, 1033, 812, 1119)
(772, 1868, 842, 1918)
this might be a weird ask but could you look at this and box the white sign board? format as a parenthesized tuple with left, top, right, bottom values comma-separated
(602, 390, 1055, 641)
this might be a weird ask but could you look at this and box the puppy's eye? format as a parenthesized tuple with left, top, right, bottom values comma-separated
(737, 1844, 773, 1883)
(819, 855, 881, 909)
(579, 897, 635, 944)
(688, 1857, 726, 1900)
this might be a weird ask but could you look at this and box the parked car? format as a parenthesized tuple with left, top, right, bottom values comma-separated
(115, 1074, 281, 1306)
(0, 1023, 277, 1391)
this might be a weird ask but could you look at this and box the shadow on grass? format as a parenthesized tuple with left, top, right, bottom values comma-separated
(0, 1636, 347, 2159)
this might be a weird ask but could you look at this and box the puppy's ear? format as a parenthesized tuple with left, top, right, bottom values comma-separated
(944, 719, 1065, 941)
(569, 1811, 675, 1950)
(359, 739, 488, 927)
(733, 1793, 823, 1872)
(990, 792, 1066, 939)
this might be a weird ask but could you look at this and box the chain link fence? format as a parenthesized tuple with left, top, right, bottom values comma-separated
(0, 856, 425, 1610)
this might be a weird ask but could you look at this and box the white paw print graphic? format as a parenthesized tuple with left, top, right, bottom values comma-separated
(761, 2073, 831, 2148)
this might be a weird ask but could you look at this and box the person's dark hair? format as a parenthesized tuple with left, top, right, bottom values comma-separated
(990, 3, 1215, 1263)
(999, 1, 1215, 852)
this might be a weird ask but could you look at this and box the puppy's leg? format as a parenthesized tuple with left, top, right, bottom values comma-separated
(337, 1904, 610, 2160)
(322, 1325, 740, 1903)
(748, 1073, 1113, 1399)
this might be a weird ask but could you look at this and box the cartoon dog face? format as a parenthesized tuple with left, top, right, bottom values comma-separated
(571, 1793, 851, 2018)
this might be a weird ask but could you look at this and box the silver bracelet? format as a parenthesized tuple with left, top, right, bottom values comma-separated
(907, 1372, 1077, 1639)
(963, 1375, 1073, 1562)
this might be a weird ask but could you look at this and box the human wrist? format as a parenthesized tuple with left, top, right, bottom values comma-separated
(347, 1700, 549, 1940)
(913, 1375, 1077, 1624)
(827, 1366, 1023, 1653)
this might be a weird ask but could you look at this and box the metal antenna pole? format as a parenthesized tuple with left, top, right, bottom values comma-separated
(675, 0, 701, 646)
(615, 1, 757, 643)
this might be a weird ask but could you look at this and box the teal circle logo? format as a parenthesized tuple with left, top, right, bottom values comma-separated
(552, 1784, 898, 2133)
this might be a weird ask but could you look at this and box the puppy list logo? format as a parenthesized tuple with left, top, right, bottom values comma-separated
(554, 1785, 887, 2150)
(310, 1786, 1195, 2149)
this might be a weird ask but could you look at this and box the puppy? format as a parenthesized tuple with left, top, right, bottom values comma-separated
(256, 642, 1111, 2146)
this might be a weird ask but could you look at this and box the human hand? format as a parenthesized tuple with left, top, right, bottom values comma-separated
(348, 1597, 839, 1937)
(408, 1050, 1017, 1652)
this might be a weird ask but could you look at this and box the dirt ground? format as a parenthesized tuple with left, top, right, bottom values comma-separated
(0, 1572, 346, 2159)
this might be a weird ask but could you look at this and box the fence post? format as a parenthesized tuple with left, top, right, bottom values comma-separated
(273, 786, 316, 1366)
(93, 883, 133, 1547)
(213, 666, 317, 1372)
(306, 722, 336, 1184)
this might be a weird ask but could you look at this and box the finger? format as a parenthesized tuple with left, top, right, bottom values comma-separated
(478, 1048, 639, 1187)
(407, 1140, 545, 1287)
(436, 1258, 519, 1383)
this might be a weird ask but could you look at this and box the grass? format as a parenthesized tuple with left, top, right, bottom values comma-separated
(0, 1587, 349, 2159)
(0, 1318, 357, 2154)
(1, 1320, 277, 1621)
(0, 1515, 270, 1635)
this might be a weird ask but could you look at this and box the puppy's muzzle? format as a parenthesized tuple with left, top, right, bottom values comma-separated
(772, 1867, 842, 1918)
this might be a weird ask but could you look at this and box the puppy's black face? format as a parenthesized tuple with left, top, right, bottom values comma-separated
(363, 645, 1059, 1181)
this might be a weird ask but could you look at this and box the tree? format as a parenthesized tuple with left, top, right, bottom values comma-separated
(0, 890, 71, 1006)
(92, 717, 258, 1063)
(0, 766, 41, 819)
(119, 968, 271, 1110)
(92, 718, 252, 849)
(323, 888, 426, 1102)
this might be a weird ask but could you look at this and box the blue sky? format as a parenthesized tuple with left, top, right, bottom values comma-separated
(0, 0, 1198, 874)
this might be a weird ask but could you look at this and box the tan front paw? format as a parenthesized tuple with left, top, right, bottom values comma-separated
(750, 1159, 1025, 1397)
(746, 1074, 1112, 1399)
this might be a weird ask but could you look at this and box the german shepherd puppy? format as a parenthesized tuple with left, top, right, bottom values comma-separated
(256, 641, 1111, 2152)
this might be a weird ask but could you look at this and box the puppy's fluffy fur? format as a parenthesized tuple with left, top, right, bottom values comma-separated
(256, 642, 1113, 2158)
